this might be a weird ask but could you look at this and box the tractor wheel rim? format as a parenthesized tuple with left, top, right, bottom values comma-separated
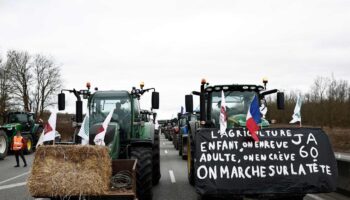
(27, 139, 32, 151)
(0, 136, 6, 154)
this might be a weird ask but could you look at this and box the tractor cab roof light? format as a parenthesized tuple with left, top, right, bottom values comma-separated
(214, 86, 221, 91)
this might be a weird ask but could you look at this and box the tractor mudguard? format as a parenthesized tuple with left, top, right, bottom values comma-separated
(194, 128, 338, 197)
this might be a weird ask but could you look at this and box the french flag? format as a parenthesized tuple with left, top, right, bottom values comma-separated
(246, 95, 261, 142)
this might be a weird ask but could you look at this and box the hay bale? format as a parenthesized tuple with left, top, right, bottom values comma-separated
(27, 145, 112, 197)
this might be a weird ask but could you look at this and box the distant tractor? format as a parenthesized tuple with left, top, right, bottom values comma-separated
(0, 112, 44, 159)
(177, 112, 199, 160)
(57, 83, 160, 199)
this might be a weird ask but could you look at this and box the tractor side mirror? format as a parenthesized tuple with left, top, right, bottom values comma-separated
(185, 95, 193, 113)
(152, 92, 159, 109)
(76, 100, 83, 123)
(277, 92, 285, 110)
(58, 93, 65, 110)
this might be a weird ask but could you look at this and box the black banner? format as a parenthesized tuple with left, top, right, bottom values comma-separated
(195, 128, 338, 195)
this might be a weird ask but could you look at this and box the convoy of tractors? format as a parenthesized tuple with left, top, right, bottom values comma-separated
(0, 80, 338, 200)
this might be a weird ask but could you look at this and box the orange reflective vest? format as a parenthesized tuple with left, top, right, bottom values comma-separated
(12, 136, 23, 151)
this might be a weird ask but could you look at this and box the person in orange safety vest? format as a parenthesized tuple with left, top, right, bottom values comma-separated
(11, 131, 27, 167)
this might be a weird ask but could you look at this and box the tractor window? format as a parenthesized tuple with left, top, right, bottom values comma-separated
(28, 115, 34, 123)
(8, 113, 28, 123)
(180, 118, 187, 127)
(190, 114, 198, 121)
(133, 100, 140, 118)
(211, 91, 256, 126)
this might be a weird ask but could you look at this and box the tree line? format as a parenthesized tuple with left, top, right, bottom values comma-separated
(0, 50, 62, 121)
(267, 75, 350, 128)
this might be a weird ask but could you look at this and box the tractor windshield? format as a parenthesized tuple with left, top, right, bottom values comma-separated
(8, 113, 28, 123)
(89, 91, 131, 133)
(211, 91, 256, 127)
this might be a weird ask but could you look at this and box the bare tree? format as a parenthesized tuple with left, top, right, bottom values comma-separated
(0, 58, 13, 122)
(32, 54, 62, 118)
(6, 50, 32, 112)
(310, 76, 329, 103)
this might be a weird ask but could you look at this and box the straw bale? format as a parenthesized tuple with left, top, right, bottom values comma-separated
(27, 145, 112, 197)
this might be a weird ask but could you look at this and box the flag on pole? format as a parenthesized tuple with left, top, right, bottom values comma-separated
(78, 113, 90, 145)
(36, 111, 57, 147)
(246, 95, 261, 142)
(94, 109, 114, 146)
(290, 95, 302, 124)
(260, 101, 268, 118)
(219, 90, 227, 134)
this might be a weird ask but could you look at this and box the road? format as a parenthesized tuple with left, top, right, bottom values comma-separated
(0, 136, 349, 200)
(0, 153, 34, 200)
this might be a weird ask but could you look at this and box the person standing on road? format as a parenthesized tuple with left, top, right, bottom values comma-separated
(11, 131, 27, 167)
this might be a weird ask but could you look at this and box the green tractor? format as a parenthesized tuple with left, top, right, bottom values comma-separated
(140, 109, 161, 186)
(58, 83, 160, 200)
(185, 79, 337, 199)
(0, 112, 43, 159)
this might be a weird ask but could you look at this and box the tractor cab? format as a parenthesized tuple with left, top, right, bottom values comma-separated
(185, 79, 284, 128)
(205, 85, 270, 128)
(6, 112, 36, 132)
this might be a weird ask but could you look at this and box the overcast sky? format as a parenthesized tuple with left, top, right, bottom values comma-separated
(0, 0, 349, 119)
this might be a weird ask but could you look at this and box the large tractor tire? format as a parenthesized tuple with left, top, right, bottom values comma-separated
(23, 135, 34, 154)
(173, 133, 178, 150)
(0, 130, 8, 160)
(178, 134, 182, 156)
(131, 147, 153, 200)
(168, 131, 173, 141)
(152, 131, 161, 185)
(182, 136, 188, 160)
(187, 135, 195, 186)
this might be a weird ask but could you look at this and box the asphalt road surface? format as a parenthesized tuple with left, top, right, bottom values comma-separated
(0, 135, 349, 200)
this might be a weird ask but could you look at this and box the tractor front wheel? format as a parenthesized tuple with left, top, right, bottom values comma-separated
(0, 130, 8, 160)
(187, 136, 195, 186)
(152, 131, 161, 185)
(178, 134, 182, 156)
(131, 147, 153, 200)
(23, 135, 33, 154)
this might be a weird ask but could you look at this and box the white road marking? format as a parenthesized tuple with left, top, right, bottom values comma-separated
(307, 194, 326, 200)
(0, 182, 26, 191)
(163, 142, 165, 145)
(0, 172, 29, 185)
(169, 170, 176, 183)
(165, 150, 168, 154)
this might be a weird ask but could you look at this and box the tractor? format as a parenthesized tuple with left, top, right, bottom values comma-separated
(57, 82, 160, 200)
(176, 112, 199, 160)
(140, 109, 161, 186)
(0, 111, 44, 159)
(185, 79, 337, 199)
